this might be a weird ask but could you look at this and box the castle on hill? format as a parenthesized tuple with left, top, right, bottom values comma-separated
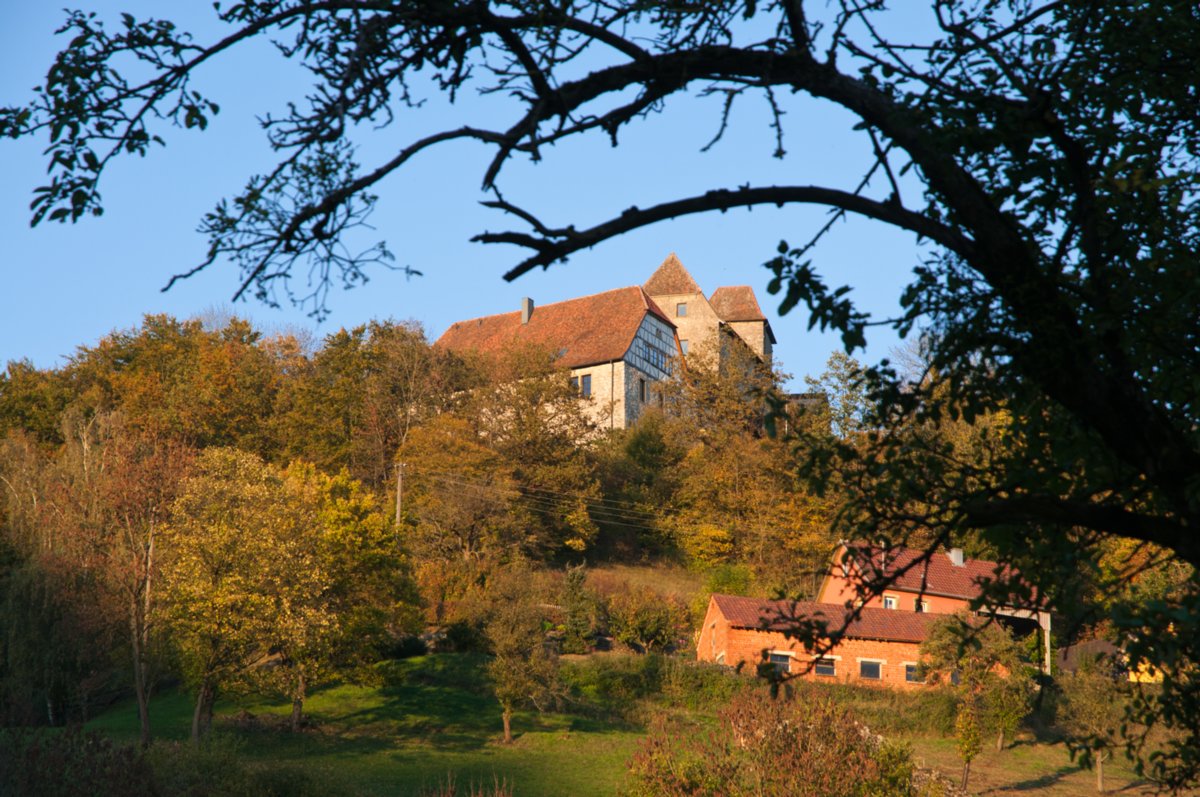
(435, 254, 775, 429)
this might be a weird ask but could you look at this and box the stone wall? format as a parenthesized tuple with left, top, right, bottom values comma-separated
(726, 320, 772, 361)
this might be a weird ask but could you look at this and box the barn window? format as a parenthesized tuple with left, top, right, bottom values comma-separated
(814, 657, 836, 677)
(859, 660, 883, 680)
(768, 652, 791, 675)
(904, 663, 923, 683)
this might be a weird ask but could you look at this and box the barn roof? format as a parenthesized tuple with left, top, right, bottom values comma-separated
(435, 286, 673, 370)
(711, 594, 939, 644)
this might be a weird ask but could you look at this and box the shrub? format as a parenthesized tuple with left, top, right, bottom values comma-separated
(659, 658, 744, 711)
(627, 690, 931, 796)
(560, 564, 605, 654)
(0, 727, 158, 797)
(560, 654, 665, 719)
(607, 587, 690, 653)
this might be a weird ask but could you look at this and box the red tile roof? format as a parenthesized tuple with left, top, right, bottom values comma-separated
(712, 594, 938, 643)
(435, 286, 673, 369)
(709, 286, 767, 322)
(644, 253, 702, 295)
(842, 545, 1015, 602)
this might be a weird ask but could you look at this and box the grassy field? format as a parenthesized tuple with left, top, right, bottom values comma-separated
(909, 736, 1157, 795)
(88, 656, 646, 796)
(81, 654, 1167, 796)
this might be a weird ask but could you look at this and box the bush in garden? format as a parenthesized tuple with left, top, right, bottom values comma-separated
(607, 586, 689, 653)
(627, 690, 932, 797)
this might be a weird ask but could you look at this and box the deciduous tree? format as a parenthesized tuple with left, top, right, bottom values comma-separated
(1059, 655, 1126, 794)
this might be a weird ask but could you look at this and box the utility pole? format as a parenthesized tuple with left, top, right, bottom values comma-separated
(394, 461, 406, 527)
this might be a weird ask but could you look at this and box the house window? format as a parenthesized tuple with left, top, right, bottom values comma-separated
(904, 663, 923, 683)
(680, 339, 689, 355)
(814, 657, 836, 677)
(676, 302, 688, 317)
(639, 378, 647, 402)
(580, 374, 592, 398)
(570, 376, 579, 393)
(914, 599, 929, 613)
(768, 652, 791, 675)
(859, 660, 883, 680)
(883, 595, 897, 610)
(950, 670, 961, 686)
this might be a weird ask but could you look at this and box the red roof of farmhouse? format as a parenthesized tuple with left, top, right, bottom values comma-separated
(841, 545, 1024, 603)
(711, 594, 939, 644)
(435, 286, 673, 370)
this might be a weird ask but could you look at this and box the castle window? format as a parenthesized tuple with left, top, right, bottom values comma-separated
(639, 378, 646, 402)
(676, 302, 688, 317)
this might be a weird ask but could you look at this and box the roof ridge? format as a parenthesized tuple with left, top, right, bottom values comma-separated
(443, 285, 645, 330)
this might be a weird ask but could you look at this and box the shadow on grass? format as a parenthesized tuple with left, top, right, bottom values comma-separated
(994, 764, 1083, 791)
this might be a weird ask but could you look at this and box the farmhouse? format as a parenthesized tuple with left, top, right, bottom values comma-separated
(696, 594, 940, 689)
(819, 543, 1052, 671)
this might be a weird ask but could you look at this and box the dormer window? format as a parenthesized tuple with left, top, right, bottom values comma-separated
(676, 302, 688, 317)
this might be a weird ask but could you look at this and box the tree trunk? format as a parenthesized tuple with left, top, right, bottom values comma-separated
(502, 706, 513, 744)
(1097, 751, 1105, 793)
(290, 670, 306, 733)
(191, 680, 214, 746)
(996, 729, 1005, 752)
(961, 760, 971, 791)
(131, 595, 151, 747)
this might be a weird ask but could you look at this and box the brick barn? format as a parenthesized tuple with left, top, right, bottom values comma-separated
(696, 594, 940, 689)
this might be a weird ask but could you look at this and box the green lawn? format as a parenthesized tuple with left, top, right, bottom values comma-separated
(83, 656, 1168, 796)
(88, 656, 644, 796)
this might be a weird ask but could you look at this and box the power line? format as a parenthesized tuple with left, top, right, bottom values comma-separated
(405, 467, 676, 534)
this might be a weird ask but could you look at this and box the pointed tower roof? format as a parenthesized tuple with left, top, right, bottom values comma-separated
(644, 253, 702, 296)
(709, 285, 767, 322)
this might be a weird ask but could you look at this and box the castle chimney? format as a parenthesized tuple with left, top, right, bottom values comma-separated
(949, 547, 965, 567)
(520, 297, 534, 324)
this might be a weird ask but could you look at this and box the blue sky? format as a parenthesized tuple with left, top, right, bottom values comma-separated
(0, 3, 929, 386)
